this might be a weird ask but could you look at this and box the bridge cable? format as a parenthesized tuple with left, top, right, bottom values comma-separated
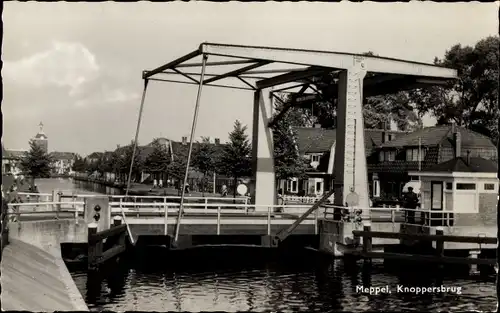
(122, 78, 150, 244)
(173, 54, 209, 246)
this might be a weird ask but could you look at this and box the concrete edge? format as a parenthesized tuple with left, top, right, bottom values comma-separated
(7, 239, 89, 311)
(54, 248, 89, 311)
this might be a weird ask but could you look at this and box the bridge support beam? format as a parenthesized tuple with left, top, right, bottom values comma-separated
(251, 88, 276, 210)
(333, 58, 370, 219)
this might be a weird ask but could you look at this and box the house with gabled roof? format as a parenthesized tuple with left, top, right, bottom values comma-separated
(2, 144, 27, 176)
(369, 124, 498, 200)
(279, 125, 405, 196)
(49, 152, 77, 175)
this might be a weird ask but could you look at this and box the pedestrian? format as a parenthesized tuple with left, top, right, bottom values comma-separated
(403, 187, 419, 224)
(276, 188, 284, 213)
(221, 185, 228, 197)
(345, 186, 361, 223)
(159, 179, 163, 188)
(153, 179, 158, 189)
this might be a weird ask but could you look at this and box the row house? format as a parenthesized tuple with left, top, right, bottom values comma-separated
(278, 125, 405, 197)
(369, 124, 498, 200)
(1, 145, 26, 176)
(86, 136, 229, 190)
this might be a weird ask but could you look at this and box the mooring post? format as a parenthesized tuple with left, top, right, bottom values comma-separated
(113, 216, 126, 248)
(113, 215, 122, 227)
(469, 250, 481, 275)
(435, 227, 444, 257)
(88, 222, 99, 270)
(362, 223, 372, 263)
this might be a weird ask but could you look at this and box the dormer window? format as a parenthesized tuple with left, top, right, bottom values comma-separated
(406, 148, 426, 161)
(380, 150, 395, 162)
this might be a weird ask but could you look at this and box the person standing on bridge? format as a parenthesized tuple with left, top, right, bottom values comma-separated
(403, 187, 419, 224)
(345, 186, 361, 223)
(221, 185, 228, 197)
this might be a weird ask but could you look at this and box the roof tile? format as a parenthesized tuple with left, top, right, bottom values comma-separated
(380, 125, 495, 148)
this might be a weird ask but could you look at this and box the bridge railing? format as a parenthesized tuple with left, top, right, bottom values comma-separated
(6, 201, 320, 236)
(321, 204, 458, 227)
(8, 194, 461, 229)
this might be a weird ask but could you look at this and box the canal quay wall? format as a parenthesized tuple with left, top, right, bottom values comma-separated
(3, 219, 89, 311)
(1, 239, 89, 311)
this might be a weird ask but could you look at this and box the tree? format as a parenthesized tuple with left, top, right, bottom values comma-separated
(284, 51, 423, 131)
(118, 142, 145, 183)
(192, 137, 217, 196)
(363, 93, 421, 131)
(218, 120, 252, 198)
(413, 36, 499, 140)
(144, 139, 170, 181)
(100, 151, 121, 181)
(72, 154, 86, 173)
(272, 97, 310, 183)
(20, 140, 54, 178)
(167, 148, 188, 189)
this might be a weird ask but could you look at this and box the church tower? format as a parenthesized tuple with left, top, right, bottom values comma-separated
(33, 121, 48, 153)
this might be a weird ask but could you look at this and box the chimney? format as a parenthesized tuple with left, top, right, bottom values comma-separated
(214, 138, 220, 145)
(453, 128, 461, 158)
(181, 136, 187, 145)
(314, 124, 322, 129)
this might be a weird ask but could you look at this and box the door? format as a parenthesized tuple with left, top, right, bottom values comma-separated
(430, 181, 444, 226)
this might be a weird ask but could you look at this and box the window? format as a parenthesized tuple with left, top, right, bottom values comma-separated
(406, 148, 426, 161)
(379, 151, 385, 162)
(456, 183, 476, 190)
(446, 183, 453, 190)
(385, 151, 396, 161)
(311, 155, 320, 163)
(316, 181, 322, 192)
(291, 180, 298, 193)
(484, 183, 495, 190)
(387, 134, 393, 141)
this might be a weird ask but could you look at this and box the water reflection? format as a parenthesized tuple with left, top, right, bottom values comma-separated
(69, 247, 496, 312)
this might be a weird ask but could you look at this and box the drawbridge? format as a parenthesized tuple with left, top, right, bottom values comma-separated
(123, 42, 457, 247)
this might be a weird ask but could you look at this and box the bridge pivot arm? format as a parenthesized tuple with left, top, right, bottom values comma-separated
(274, 188, 335, 245)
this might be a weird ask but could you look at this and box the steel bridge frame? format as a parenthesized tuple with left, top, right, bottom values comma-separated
(131, 42, 457, 245)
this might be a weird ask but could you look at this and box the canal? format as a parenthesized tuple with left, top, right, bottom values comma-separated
(40, 178, 498, 312)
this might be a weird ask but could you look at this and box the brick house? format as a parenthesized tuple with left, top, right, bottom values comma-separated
(278, 126, 405, 196)
(370, 124, 498, 200)
(409, 156, 497, 228)
(49, 152, 76, 175)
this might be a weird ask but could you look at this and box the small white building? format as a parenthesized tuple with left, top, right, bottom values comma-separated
(409, 156, 498, 227)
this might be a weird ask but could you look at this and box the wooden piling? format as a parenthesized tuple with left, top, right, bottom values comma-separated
(113, 216, 126, 247)
(435, 227, 444, 257)
(362, 223, 372, 264)
(87, 223, 101, 270)
(469, 250, 480, 275)
(435, 226, 444, 270)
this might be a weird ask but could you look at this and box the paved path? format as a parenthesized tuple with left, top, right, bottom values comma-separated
(1, 239, 88, 311)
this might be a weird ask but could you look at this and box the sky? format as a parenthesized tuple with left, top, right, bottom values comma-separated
(2, 2, 498, 156)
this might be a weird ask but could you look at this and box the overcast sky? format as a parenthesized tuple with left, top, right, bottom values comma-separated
(2, 2, 498, 156)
